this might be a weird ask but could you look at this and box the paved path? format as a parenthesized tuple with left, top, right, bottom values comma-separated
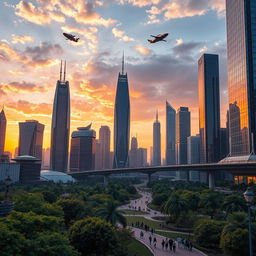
(131, 227, 206, 256)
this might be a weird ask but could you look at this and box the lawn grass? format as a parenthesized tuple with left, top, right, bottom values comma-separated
(127, 238, 153, 256)
(123, 210, 148, 215)
(126, 216, 166, 230)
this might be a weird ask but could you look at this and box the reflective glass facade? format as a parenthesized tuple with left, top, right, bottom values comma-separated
(113, 60, 130, 168)
(226, 0, 256, 155)
(166, 101, 176, 165)
(153, 112, 161, 166)
(0, 109, 6, 156)
(198, 54, 220, 163)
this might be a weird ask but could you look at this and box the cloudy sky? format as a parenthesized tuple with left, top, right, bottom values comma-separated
(0, 0, 228, 158)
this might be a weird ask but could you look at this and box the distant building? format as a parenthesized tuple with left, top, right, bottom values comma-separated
(0, 108, 7, 157)
(198, 54, 220, 163)
(129, 137, 138, 168)
(137, 148, 147, 167)
(42, 148, 50, 169)
(99, 126, 111, 169)
(187, 135, 200, 182)
(50, 61, 70, 172)
(95, 139, 101, 170)
(220, 128, 229, 159)
(176, 107, 191, 180)
(18, 120, 44, 160)
(113, 54, 130, 168)
(166, 101, 176, 165)
(153, 111, 161, 166)
(70, 124, 96, 172)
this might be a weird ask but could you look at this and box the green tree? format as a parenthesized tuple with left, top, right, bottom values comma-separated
(30, 232, 80, 256)
(69, 217, 120, 256)
(222, 194, 247, 217)
(161, 192, 188, 221)
(194, 219, 225, 248)
(222, 212, 248, 233)
(56, 198, 89, 226)
(96, 200, 126, 227)
(180, 190, 200, 211)
(152, 193, 169, 207)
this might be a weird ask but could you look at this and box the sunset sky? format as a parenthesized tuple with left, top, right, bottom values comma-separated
(0, 0, 227, 159)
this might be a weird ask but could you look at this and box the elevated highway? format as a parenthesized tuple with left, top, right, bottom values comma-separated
(69, 162, 256, 189)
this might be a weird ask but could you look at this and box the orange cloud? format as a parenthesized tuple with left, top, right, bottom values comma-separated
(112, 28, 134, 42)
(12, 34, 34, 44)
(134, 45, 152, 55)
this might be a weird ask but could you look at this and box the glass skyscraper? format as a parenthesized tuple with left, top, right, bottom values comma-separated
(166, 101, 176, 165)
(153, 111, 161, 166)
(50, 61, 70, 172)
(226, 0, 256, 156)
(198, 54, 220, 163)
(0, 108, 6, 157)
(113, 55, 130, 168)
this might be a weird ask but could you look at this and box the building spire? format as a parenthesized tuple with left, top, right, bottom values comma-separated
(156, 109, 158, 122)
(63, 60, 66, 81)
(122, 51, 124, 75)
(60, 60, 62, 81)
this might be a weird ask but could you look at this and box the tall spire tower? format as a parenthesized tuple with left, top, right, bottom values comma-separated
(0, 108, 7, 156)
(50, 60, 70, 172)
(113, 54, 130, 168)
(153, 110, 161, 166)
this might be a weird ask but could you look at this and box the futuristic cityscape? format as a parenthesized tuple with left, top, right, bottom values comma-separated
(0, 1, 256, 256)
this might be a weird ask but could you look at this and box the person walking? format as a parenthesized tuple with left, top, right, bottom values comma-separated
(169, 239, 173, 251)
(173, 241, 176, 253)
(165, 241, 168, 250)
(161, 239, 165, 249)
(153, 237, 157, 248)
(149, 235, 152, 245)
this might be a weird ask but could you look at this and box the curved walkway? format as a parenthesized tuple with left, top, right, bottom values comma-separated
(121, 184, 207, 256)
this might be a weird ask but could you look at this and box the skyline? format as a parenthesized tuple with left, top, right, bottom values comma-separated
(0, 0, 228, 156)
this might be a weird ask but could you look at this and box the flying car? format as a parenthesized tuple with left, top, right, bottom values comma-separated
(63, 33, 79, 42)
(148, 33, 169, 43)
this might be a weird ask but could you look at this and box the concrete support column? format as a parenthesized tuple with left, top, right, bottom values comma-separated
(103, 175, 110, 187)
(208, 172, 215, 190)
(147, 173, 152, 184)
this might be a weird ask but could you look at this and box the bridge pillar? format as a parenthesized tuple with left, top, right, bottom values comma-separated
(208, 172, 215, 190)
(147, 173, 152, 184)
(103, 175, 110, 187)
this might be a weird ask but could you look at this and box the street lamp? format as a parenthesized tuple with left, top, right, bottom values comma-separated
(244, 188, 254, 256)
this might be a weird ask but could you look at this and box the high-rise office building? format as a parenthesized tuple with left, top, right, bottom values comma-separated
(50, 61, 70, 172)
(70, 124, 96, 172)
(187, 135, 200, 182)
(95, 139, 101, 170)
(166, 101, 176, 165)
(153, 111, 161, 166)
(226, 0, 256, 156)
(113, 54, 130, 168)
(42, 148, 50, 169)
(0, 108, 6, 157)
(99, 126, 111, 169)
(18, 120, 45, 159)
(129, 136, 138, 168)
(176, 107, 190, 180)
(137, 148, 147, 167)
(198, 54, 220, 163)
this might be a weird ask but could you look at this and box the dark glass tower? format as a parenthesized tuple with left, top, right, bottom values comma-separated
(226, 0, 256, 156)
(153, 111, 161, 166)
(166, 101, 176, 165)
(113, 54, 130, 168)
(198, 54, 220, 163)
(50, 61, 70, 172)
(0, 108, 6, 157)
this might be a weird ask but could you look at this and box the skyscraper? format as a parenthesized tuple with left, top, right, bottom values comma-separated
(137, 148, 147, 167)
(50, 61, 70, 172)
(113, 54, 130, 168)
(166, 101, 176, 165)
(18, 120, 45, 159)
(70, 124, 96, 172)
(176, 107, 191, 165)
(198, 54, 220, 163)
(99, 126, 111, 169)
(226, 0, 256, 156)
(153, 111, 161, 166)
(129, 136, 138, 168)
(0, 108, 6, 157)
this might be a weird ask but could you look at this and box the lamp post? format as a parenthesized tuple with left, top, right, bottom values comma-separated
(244, 188, 254, 256)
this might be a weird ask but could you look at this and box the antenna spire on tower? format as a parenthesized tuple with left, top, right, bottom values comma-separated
(60, 60, 63, 81)
(156, 109, 158, 122)
(64, 60, 66, 81)
(122, 51, 124, 75)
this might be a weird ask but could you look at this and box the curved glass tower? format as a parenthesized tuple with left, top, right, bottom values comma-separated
(113, 55, 130, 168)
(50, 61, 70, 172)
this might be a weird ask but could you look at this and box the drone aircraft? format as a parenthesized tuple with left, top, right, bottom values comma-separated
(148, 33, 169, 43)
(63, 33, 80, 42)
